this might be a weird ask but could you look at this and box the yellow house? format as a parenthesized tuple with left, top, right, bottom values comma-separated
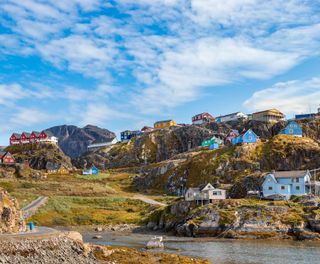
(57, 166, 70, 175)
(252, 109, 285, 123)
(154, 119, 177, 129)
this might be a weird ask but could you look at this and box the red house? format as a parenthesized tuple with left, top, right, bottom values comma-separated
(141, 126, 154, 133)
(30, 131, 41, 142)
(20, 132, 31, 144)
(0, 151, 15, 164)
(10, 133, 21, 145)
(192, 112, 215, 125)
(39, 131, 58, 143)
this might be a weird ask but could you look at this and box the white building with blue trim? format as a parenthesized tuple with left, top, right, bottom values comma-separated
(262, 170, 312, 199)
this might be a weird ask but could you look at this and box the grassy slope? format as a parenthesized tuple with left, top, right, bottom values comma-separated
(0, 171, 174, 226)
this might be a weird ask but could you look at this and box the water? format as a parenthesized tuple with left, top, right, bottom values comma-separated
(82, 232, 320, 264)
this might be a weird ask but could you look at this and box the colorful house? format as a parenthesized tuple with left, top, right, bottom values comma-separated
(30, 131, 41, 142)
(201, 136, 223, 148)
(192, 112, 215, 125)
(39, 131, 58, 143)
(295, 113, 316, 120)
(262, 170, 313, 200)
(154, 119, 177, 129)
(224, 129, 240, 145)
(83, 166, 99, 175)
(10, 133, 21, 145)
(0, 151, 15, 164)
(232, 129, 258, 145)
(252, 109, 285, 123)
(215, 112, 248, 123)
(20, 132, 31, 144)
(141, 126, 154, 133)
(279, 121, 303, 137)
(120, 130, 141, 142)
(9, 130, 58, 145)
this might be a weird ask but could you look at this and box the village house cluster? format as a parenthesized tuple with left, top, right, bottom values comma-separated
(119, 107, 320, 143)
(186, 169, 320, 204)
(9, 131, 58, 145)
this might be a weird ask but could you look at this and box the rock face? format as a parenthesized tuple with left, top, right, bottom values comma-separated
(148, 198, 320, 240)
(74, 125, 216, 169)
(133, 135, 320, 195)
(46, 124, 116, 158)
(0, 188, 25, 233)
(0, 234, 98, 264)
(5, 143, 72, 170)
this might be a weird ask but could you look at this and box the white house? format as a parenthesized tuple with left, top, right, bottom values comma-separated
(185, 183, 226, 203)
(87, 138, 118, 151)
(215, 112, 248, 123)
(262, 170, 313, 200)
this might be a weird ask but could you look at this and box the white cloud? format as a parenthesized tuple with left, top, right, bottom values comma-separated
(0, 84, 25, 106)
(243, 77, 320, 115)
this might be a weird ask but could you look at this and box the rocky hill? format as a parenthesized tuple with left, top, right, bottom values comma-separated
(46, 125, 116, 158)
(0, 188, 25, 233)
(147, 196, 320, 240)
(134, 135, 320, 195)
(5, 143, 72, 170)
(74, 119, 320, 170)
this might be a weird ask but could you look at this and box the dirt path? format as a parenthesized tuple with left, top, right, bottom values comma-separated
(0, 227, 60, 240)
(132, 195, 167, 206)
(21, 196, 48, 219)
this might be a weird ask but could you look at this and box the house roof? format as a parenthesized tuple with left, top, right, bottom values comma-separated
(272, 170, 309, 178)
(0, 151, 6, 158)
(154, 119, 174, 124)
(12, 133, 21, 138)
(252, 108, 284, 117)
(22, 132, 31, 137)
(32, 131, 41, 136)
(43, 131, 54, 137)
(216, 112, 243, 119)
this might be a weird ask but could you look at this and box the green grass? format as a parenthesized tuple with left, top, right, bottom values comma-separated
(75, 172, 110, 181)
(30, 196, 154, 226)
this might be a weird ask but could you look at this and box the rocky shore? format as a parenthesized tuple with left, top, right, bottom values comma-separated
(147, 197, 320, 240)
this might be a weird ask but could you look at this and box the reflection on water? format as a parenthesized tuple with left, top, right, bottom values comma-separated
(82, 232, 320, 264)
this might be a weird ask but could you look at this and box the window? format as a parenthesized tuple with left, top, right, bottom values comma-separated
(212, 191, 222, 196)
(281, 186, 285, 190)
(296, 186, 300, 190)
(268, 186, 273, 190)
(292, 178, 299, 183)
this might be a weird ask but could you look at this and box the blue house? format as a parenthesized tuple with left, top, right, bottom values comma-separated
(262, 170, 312, 200)
(120, 130, 141, 142)
(83, 166, 99, 175)
(279, 121, 302, 137)
(231, 129, 258, 145)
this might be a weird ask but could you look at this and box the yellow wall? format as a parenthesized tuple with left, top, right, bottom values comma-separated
(154, 120, 177, 128)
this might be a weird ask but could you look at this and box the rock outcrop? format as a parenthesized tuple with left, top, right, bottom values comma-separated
(148, 198, 320, 240)
(46, 125, 116, 158)
(133, 135, 320, 195)
(0, 188, 25, 233)
(5, 143, 72, 170)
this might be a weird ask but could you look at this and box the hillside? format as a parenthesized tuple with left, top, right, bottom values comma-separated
(0, 188, 25, 233)
(74, 119, 320, 172)
(46, 124, 116, 158)
(134, 135, 320, 195)
(5, 143, 72, 170)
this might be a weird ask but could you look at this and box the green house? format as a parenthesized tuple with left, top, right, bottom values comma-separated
(201, 136, 223, 147)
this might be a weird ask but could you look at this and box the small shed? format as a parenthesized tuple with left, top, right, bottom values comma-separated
(232, 129, 258, 145)
(83, 166, 99, 175)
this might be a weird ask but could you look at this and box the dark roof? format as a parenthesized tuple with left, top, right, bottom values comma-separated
(12, 133, 21, 138)
(273, 170, 308, 178)
(43, 131, 54, 137)
(32, 131, 41, 136)
(22, 132, 31, 137)
(0, 151, 6, 157)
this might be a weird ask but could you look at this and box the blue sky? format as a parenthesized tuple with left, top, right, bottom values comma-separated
(0, 0, 320, 145)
